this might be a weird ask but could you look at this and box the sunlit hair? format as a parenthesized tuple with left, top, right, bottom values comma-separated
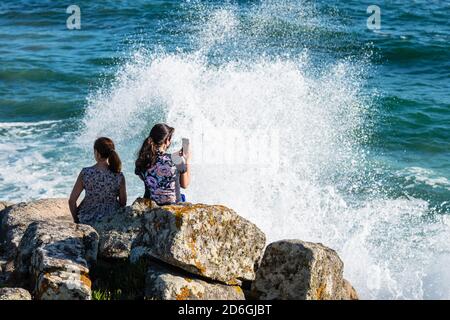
(94, 137, 122, 173)
(135, 123, 174, 173)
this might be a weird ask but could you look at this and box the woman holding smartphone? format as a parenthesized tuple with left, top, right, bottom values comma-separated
(135, 123, 191, 205)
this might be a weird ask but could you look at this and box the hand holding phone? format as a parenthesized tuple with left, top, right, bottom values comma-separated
(171, 138, 190, 165)
(182, 138, 190, 163)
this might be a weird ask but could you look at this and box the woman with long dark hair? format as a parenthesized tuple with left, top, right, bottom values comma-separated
(69, 137, 127, 223)
(135, 123, 190, 205)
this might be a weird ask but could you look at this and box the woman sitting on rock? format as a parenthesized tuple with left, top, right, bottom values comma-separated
(135, 123, 190, 205)
(69, 137, 127, 224)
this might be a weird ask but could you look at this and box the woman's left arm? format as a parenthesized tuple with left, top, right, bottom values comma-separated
(68, 172, 84, 223)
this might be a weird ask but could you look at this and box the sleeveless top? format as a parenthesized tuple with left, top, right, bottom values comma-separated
(77, 166, 124, 224)
(140, 152, 185, 205)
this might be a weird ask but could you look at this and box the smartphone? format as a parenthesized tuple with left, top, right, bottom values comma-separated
(171, 138, 189, 165)
(182, 138, 189, 157)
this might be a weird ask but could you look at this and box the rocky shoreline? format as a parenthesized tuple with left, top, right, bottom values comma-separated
(0, 198, 358, 300)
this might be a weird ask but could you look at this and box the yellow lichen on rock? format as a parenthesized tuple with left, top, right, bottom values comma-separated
(226, 279, 240, 286)
(163, 204, 209, 229)
(176, 286, 191, 300)
(37, 272, 52, 298)
(233, 286, 243, 295)
(188, 238, 197, 259)
(194, 260, 206, 275)
(80, 273, 92, 289)
(315, 283, 327, 300)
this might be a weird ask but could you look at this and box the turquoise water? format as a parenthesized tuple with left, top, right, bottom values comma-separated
(1, 0, 449, 299)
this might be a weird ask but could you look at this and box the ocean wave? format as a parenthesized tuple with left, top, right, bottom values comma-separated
(0, 119, 83, 202)
(0, 119, 62, 128)
(397, 167, 450, 191)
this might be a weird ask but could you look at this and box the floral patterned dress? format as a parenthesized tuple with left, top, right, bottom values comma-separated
(141, 151, 181, 205)
(77, 166, 124, 224)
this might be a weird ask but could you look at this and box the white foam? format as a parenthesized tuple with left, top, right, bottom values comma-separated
(0, 120, 61, 128)
(398, 167, 450, 190)
(0, 120, 81, 202)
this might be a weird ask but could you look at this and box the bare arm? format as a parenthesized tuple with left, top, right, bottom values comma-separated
(119, 175, 127, 207)
(180, 149, 191, 189)
(180, 164, 190, 189)
(68, 172, 84, 223)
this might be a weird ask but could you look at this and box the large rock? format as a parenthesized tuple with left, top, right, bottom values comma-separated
(0, 287, 32, 300)
(88, 198, 152, 259)
(0, 198, 73, 260)
(15, 220, 98, 300)
(131, 202, 266, 285)
(251, 240, 347, 300)
(145, 262, 245, 300)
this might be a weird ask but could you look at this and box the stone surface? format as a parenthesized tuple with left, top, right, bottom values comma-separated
(0, 259, 14, 287)
(0, 201, 13, 213)
(342, 279, 359, 300)
(0, 198, 73, 260)
(145, 262, 245, 300)
(0, 287, 32, 300)
(131, 202, 266, 285)
(0, 259, 5, 285)
(251, 240, 345, 300)
(15, 220, 98, 300)
(0, 201, 13, 233)
(88, 198, 153, 259)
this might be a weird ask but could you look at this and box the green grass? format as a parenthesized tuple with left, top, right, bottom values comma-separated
(92, 289, 122, 300)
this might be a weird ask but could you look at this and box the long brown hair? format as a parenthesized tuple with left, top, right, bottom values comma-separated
(94, 137, 122, 173)
(135, 123, 174, 174)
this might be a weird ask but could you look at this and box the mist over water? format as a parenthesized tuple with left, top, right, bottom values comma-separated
(1, 0, 450, 299)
